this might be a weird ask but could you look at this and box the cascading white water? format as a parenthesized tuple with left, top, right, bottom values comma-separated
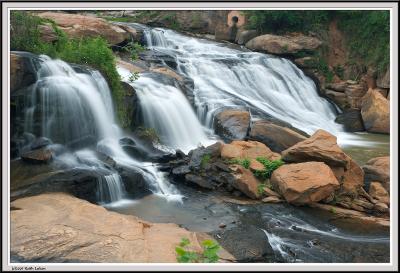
(99, 173, 126, 203)
(118, 67, 214, 153)
(24, 55, 182, 203)
(141, 27, 343, 136)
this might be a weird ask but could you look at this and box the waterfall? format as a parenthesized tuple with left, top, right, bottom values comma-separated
(22, 54, 182, 203)
(118, 67, 214, 153)
(141, 27, 343, 136)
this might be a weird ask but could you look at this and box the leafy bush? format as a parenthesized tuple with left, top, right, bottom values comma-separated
(336, 10, 390, 73)
(175, 238, 220, 263)
(122, 41, 146, 61)
(253, 157, 284, 180)
(229, 158, 250, 169)
(243, 10, 330, 34)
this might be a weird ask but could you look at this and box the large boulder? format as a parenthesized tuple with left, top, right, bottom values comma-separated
(228, 164, 261, 199)
(10, 193, 234, 263)
(235, 30, 258, 45)
(369, 182, 390, 205)
(10, 53, 37, 93)
(363, 156, 390, 192)
(271, 162, 340, 205)
(332, 159, 364, 194)
(214, 110, 250, 141)
(281, 130, 350, 168)
(344, 83, 367, 109)
(221, 140, 280, 161)
(248, 120, 307, 153)
(360, 89, 390, 134)
(245, 33, 322, 55)
(37, 12, 130, 45)
(334, 110, 365, 132)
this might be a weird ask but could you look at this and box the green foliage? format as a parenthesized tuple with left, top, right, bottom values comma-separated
(333, 65, 345, 80)
(136, 127, 160, 143)
(123, 41, 146, 61)
(330, 207, 337, 214)
(128, 71, 140, 83)
(243, 10, 330, 34)
(162, 12, 181, 30)
(336, 10, 390, 73)
(201, 154, 211, 168)
(10, 11, 129, 127)
(229, 158, 250, 169)
(175, 238, 220, 263)
(253, 157, 284, 180)
(257, 183, 266, 196)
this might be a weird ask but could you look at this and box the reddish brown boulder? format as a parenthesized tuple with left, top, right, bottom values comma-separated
(248, 120, 307, 153)
(221, 140, 278, 161)
(333, 159, 364, 194)
(281, 129, 350, 168)
(360, 89, 390, 134)
(271, 162, 340, 205)
(37, 12, 130, 45)
(229, 164, 261, 199)
(214, 110, 250, 141)
(363, 156, 390, 192)
(369, 182, 390, 205)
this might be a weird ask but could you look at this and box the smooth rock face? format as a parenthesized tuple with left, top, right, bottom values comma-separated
(363, 156, 390, 192)
(281, 129, 350, 168)
(20, 148, 53, 163)
(214, 110, 250, 141)
(248, 120, 307, 153)
(360, 89, 390, 134)
(245, 33, 322, 55)
(235, 30, 258, 45)
(229, 165, 261, 199)
(271, 162, 340, 205)
(221, 140, 280, 161)
(340, 159, 364, 194)
(369, 182, 390, 205)
(335, 110, 365, 132)
(37, 12, 130, 45)
(10, 193, 234, 263)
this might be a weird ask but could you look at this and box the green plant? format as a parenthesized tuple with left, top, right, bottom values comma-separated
(128, 71, 140, 83)
(330, 207, 337, 214)
(257, 183, 266, 196)
(253, 158, 284, 180)
(229, 158, 250, 169)
(201, 154, 211, 168)
(175, 238, 220, 263)
(123, 41, 146, 61)
(10, 11, 130, 127)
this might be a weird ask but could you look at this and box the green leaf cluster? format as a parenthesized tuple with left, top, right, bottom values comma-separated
(229, 158, 251, 169)
(252, 157, 284, 180)
(175, 238, 220, 263)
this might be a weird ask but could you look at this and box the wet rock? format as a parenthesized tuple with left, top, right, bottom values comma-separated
(117, 165, 148, 196)
(20, 147, 53, 164)
(245, 33, 322, 55)
(213, 225, 275, 262)
(219, 223, 227, 228)
(10, 53, 37, 93)
(229, 165, 261, 199)
(281, 129, 350, 168)
(369, 182, 390, 205)
(30, 137, 52, 150)
(188, 142, 223, 170)
(335, 110, 365, 132)
(361, 88, 390, 134)
(325, 90, 349, 110)
(221, 140, 279, 161)
(10, 193, 235, 263)
(262, 196, 283, 203)
(363, 156, 390, 192)
(271, 162, 340, 205)
(248, 120, 307, 153)
(214, 110, 250, 141)
(185, 174, 215, 190)
(172, 165, 191, 177)
(37, 12, 130, 46)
